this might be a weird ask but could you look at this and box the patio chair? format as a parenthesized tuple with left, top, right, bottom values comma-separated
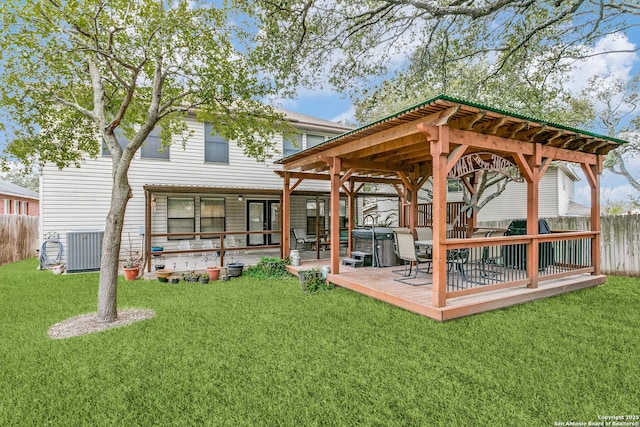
(448, 230, 492, 281)
(415, 227, 433, 256)
(225, 236, 239, 263)
(392, 228, 432, 286)
(292, 228, 316, 250)
(481, 230, 508, 276)
(201, 240, 218, 264)
(178, 239, 193, 266)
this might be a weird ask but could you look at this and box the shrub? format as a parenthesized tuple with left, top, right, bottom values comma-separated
(246, 257, 292, 279)
(298, 268, 334, 293)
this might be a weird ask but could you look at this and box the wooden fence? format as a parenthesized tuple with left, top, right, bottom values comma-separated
(0, 215, 39, 266)
(479, 214, 640, 277)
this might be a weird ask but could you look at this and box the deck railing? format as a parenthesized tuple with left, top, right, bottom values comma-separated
(145, 230, 281, 271)
(443, 231, 597, 298)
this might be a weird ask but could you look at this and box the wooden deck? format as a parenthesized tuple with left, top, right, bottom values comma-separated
(288, 260, 606, 321)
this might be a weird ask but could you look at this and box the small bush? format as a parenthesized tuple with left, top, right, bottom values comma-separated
(299, 268, 334, 293)
(246, 257, 292, 279)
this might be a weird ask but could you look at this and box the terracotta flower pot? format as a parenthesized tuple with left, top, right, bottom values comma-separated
(206, 266, 221, 281)
(155, 269, 172, 279)
(123, 267, 139, 281)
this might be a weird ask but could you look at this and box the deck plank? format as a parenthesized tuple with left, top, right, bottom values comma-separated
(288, 261, 606, 321)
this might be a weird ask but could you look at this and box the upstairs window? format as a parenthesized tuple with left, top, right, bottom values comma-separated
(102, 128, 129, 156)
(306, 134, 326, 148)
(141, 126, 170, 160)
(204, 123, 229, 164)
(283, 134, 303, 157)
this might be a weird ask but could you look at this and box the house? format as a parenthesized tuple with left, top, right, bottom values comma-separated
(356, 161, 588, 228)
(40, 109, 353, 268)
(0, 180, 39, 216)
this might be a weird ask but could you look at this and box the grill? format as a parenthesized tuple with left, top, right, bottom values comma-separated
(504, 219, 554, 270)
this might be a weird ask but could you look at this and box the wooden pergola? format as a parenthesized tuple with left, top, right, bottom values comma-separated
(277, 95, 626, 310)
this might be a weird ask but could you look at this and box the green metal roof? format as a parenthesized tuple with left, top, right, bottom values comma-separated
(276, 94, 627, 164)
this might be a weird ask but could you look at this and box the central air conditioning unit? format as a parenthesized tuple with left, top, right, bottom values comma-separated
(66, 230, 104, 273)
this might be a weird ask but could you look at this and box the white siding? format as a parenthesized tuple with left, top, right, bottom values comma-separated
(41, 116, 341, 263)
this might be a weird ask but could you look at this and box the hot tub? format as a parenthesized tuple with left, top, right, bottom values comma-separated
(351, 227, 400, 267)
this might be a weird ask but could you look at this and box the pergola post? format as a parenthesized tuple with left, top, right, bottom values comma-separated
(582, 156, 602, 275)
(429, 126, 449, 308)
(347, 180, 355, 256)
(526, 145, 542, 288)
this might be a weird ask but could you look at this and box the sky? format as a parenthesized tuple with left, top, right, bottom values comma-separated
(278, 30, 640, 207)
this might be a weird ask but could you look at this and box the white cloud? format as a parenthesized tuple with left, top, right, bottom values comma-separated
(564, 33, 638, 95)
(331, 106, 356, 124)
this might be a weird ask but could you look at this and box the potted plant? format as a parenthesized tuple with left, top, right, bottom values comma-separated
(155, 269, 172, 282)
(205, 266, 221, 281)
(169, 276, 180, 284)
(123, 258, 140, 281)
(227, 262, 244, 278)
(200, 275, 210, 284)
(182, 271, 200, 282)
(123, 232, 141, 280)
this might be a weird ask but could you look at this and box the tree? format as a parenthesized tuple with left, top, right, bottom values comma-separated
(588, 74, 640, 195)
(255, 1, 638, 99)
(0, 166, 39, 193)
(0, 0, 294, 322)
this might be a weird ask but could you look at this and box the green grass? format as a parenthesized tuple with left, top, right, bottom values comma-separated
(1, 258, 638, 426)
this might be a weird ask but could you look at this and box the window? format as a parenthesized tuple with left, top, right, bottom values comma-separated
(167, 197, 195, 240)
(306, 199, 326, 235)
(141, 126, 170, 160)
(326, 199, 348, 229)
(306, 134, 326, 148)
(102, 128, 129, 156)
(447, 179, 463, 192)
(200, 198, 225, 238)
(204, 123, 229, 163)
(21, 201, 28, 215)
(13, 200, 20, 215)
(3, 199, 9, 214)
(283, 134, 303, 157)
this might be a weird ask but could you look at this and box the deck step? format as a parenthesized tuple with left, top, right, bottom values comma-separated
(351, 251, 373, 267)
(342, 257, 364, 267)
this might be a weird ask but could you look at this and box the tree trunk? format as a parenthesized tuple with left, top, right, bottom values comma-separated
(96, 167, 132, 323)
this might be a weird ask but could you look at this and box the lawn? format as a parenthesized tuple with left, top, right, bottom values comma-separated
(1, 258, 638, 426)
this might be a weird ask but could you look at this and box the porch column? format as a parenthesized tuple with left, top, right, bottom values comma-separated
(582, 156, 602, 275)
(347, 180, 355, 256)
(282, 172, 291, 259)
(409, 172, 419, 232)
(329, 157, 342, 274)
(428, 125, 449, 308)
(145, 188, 152, 273)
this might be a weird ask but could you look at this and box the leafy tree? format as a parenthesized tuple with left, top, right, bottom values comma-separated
(0, 0, 294, 322)
(255, 0, 638, 99)
(1, 167, 39, 193)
